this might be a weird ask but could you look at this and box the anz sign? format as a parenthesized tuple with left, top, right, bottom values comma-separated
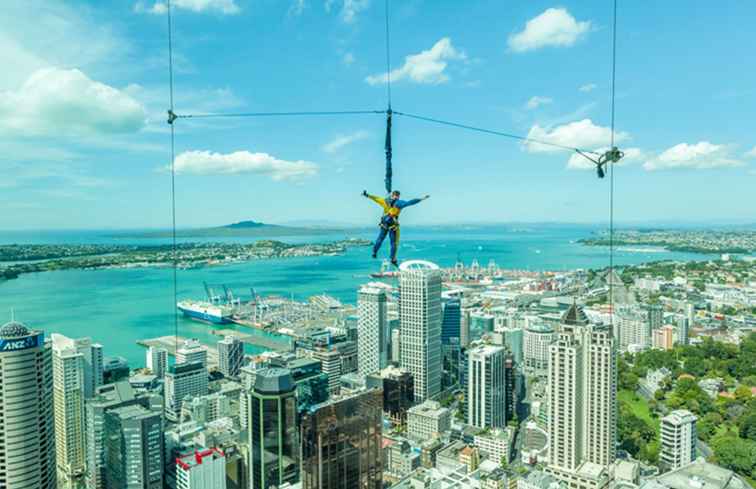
(0, 333, 42, 352)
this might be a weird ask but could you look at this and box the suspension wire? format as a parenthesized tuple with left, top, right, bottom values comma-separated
(176, 109, 385, 119)
(393, 111, 602, 155)
(384, 0, 392, 110)
(167, 0, 179, 350)
(609, 0, 618, 327)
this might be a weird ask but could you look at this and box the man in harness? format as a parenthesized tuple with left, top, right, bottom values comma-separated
(363, 189, 430, 266)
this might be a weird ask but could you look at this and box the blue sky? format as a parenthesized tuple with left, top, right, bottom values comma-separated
(1, 0, 755, 230)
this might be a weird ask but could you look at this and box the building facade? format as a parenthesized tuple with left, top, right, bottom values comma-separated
(176, 448, 227, 489)
(104, 404, 164, 489)
(357, 285, 388, 376)
(0, 321, 57, 489)
(524, 323, 555, 372)
(51, 333, 87, 481)
(660, 409, 697, 471)
(146, 346, 167, 378)
(300, 388, 383, 489)
(407, 400, 451, 441)
(165, 361, 209, 422)
(247, 368, 299, 489)
(399, 260, 443, 402)
(218, 335, 244, 378)
(467, 344, 508, 429)
(547, 304, 617, 478)
(176, 338, 208, 367)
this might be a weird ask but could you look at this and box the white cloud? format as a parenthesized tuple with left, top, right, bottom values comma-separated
(525, 119, 628, 153)
(366, 38, 466, 85)
(322, 131, 369, 153)
(325, 0, 370, 23)
(172, 150, 318, 181)
(526, 96, 553, 110)
(579, 83, 597, 93)
(508, 8, 590, 53)
(567, 147, 643, 170)
(0, 68, 146, 137)
(643, 142, 742, 171)
(135, 0, 240, 15)
(745, 146, 756, 158)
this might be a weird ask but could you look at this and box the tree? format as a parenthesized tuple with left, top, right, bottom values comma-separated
(738, 412, 756, 442)
(711, 435, 756, 480)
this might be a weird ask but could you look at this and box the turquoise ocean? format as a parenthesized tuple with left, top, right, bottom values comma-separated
(0, 225, 717, 366)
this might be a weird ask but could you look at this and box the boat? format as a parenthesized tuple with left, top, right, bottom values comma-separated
(177, 300, 232, 324)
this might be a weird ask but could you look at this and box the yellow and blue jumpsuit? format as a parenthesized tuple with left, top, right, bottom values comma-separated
(366, 194, 423, 263)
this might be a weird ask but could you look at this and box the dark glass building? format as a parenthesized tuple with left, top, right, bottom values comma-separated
(248, 368, 299, 489)
(441, 297, 461, 345)
(300, 388, 383, 489)
(369, 367, 414, 426)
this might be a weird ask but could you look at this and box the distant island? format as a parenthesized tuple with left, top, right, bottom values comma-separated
(0, 239, 370, 282)
(579, 229, 756, 255)
(119, 220, 342, 239)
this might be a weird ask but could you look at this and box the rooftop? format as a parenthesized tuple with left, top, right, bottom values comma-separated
(0, 320, 30, 338)
(253, 367, 295, 394)
(562, 302, 589, 326)
(176, 447, 225, 471)
(646, 458, 751, 489)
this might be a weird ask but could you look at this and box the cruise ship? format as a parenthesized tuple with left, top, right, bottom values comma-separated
(176, 301, 232, 324)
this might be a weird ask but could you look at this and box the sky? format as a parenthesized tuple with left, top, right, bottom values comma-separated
(1, 0, 755, 230)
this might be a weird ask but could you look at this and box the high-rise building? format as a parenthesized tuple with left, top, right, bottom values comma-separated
(104, 404, 164, 489)
(399, 260, 442, 402)
(653, 325, 675, 351)
(391, 328, 401, 363)
(523, 323, 555, 372)
(300, 388, 383, 489)
(501, 326, 524, 365)
(676, 317, 690, 346)
(165, 361, 209, 422)
(0, 321, 56, 489)
(467, 344, 508, 429)
(217, 335, 243, 378)
(357, 285, 388, 376)
(77, 337, 104, 398)
(176, 338, 208, 367)
(547, 304, 617, 479)
(86, 382, 148, 489)
(648, 304, 663, 330)
(268, 355, 330, 414)
(176, 448, 227, 489)
(247, 368, 299, 489)
(441, 297, 461, 345)
(368, 366, 414, 426)
(146, 346, 168, 378)
(660, 410, 697, 471)
(311, 347, 343, 395)
(51, 333, 87, 480)
(615, 308, 651, 352)
(460, 309, 471, 347)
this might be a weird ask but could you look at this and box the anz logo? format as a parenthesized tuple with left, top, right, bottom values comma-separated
(0, 335, 41, 352)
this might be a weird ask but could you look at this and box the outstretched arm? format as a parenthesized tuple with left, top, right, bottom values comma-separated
(395, 195, 430, 209)
(362, 190, 388, 210)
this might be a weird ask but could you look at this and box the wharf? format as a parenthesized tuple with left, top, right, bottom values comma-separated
(137, 336, 220, 368)
(210, 328, 292, 352)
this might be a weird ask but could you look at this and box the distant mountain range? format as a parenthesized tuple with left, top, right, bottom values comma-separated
(123, 220, 342, 238)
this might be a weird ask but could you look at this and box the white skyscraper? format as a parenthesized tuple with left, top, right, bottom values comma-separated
(52, 333, 87, 481)
(467, 344, 508, 429)
(217, 335, 243, 378)
(391, 328, 401, 363)
(399, 260, 443, 402)
(0, 321, 56, 489)
(176, 448, 227, 489)
(176, 338, 208, 367)
(73, 337, 104, 398)
(547, 304, 617, 480)
(524, 323, 555, 373)
(146, 346, 168, 378)
(358, 285, 388, 376)
(165, 361, 209, 422)
(660, 410, 697, 471)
